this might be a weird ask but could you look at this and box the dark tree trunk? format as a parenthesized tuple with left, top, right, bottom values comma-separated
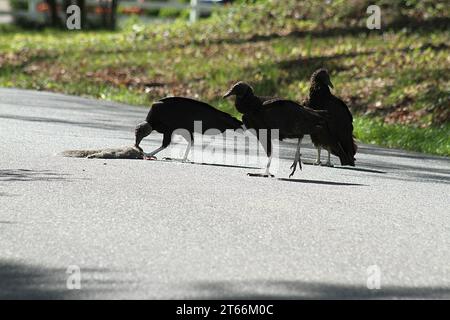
(109, 0, 118, 30)
(46, 0, 60, 27)
(63, 0, 70, 24)
(99, 0, 118, 30)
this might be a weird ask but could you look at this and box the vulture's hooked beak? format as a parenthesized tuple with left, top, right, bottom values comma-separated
(134, 122, 152, 152)
(223, 89, 234, 99)
(328, 79, 334, 89)
(134, 143, 143, 153)
(134, 138, 143, 151)
(134, 131, 146, 152)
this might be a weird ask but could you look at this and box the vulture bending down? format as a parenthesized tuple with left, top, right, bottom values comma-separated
(223, 82, 349, 177)
(305, 69, 357, 166)
(135, 97, 243, 161)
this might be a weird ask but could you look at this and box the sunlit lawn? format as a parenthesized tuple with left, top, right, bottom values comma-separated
(0, 1, 449, 156)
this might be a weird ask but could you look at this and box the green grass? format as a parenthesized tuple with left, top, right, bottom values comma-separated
(355, 118, 450, 156)
(0, 0, 449, 156)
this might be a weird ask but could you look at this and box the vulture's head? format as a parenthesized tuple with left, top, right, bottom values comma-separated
(223, 81, 254, 99)
(134, 121, 152, 151)
(311, 69, 334, 89)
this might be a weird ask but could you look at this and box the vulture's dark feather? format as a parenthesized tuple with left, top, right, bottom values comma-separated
(223, 82, 347, 176)
(136, 96, 243, 160)
(305, 69, 357, 166)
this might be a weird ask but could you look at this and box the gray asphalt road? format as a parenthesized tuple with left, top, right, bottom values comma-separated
(1, 88, 449, 299)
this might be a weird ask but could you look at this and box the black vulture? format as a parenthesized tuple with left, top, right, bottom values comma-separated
(305, 69, 357, 166)
(223, 82, 349, 177)
(135, 97, 243, 161)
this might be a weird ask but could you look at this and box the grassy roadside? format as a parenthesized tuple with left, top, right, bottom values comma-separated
(354, 118, 450, 156)
(0, 1, 449, 156)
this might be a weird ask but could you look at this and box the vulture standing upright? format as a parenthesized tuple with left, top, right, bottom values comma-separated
(223, 82, 349, 177)
(305, 69, 357, 166)
(135, 97, 243, 161)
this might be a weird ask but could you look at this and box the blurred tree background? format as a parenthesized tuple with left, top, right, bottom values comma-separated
(0, 0, 449, 155)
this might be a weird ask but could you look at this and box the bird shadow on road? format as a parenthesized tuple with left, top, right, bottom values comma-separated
(193, 162, 261, 170)
(278, 178, 366, 186)
(332, 166, 386, 174)
(299, 160, 387, 174)
(187, 280, 450, 299)
(159, 158, 261, 170)
(0, 260, 126, 299)
(0, 169, 73, 183)
(358, 145, 448, 161)
(360, 159, 450, 184)
(0, 192, 19, 197)
(281, 142, 449, 184)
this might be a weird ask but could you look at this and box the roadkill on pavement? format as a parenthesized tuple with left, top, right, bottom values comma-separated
(61, 146, 144, 159)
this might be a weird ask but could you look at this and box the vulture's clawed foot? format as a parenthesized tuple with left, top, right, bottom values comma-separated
(247, 172, 275, 178)
(314, 160, 322, 166)
(289, 163, 296, 178)
(144, 155, 157, 160)
(289, 161, 302, 178)
(323, 161, 334, 167)
(161, 157, 192, 163)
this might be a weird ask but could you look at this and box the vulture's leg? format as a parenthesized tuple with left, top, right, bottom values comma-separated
(324, 148, 334, 167)
(145, 132, 171, 160)
(263, 131, 274, 177)
(314, 146, 322, 165)
(289, 137, 303, 178)
(264, 153, 273, 177)
(182, 133, 194, 163)
(145, 146, 165, 159)
(249, 131, 274, 177)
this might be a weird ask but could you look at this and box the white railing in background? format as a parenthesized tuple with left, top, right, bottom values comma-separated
(0, 0, 221, 24)
(0, 0, 43, 23)
(0, 0, 13, 23)
(120, 0, 220, 22)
